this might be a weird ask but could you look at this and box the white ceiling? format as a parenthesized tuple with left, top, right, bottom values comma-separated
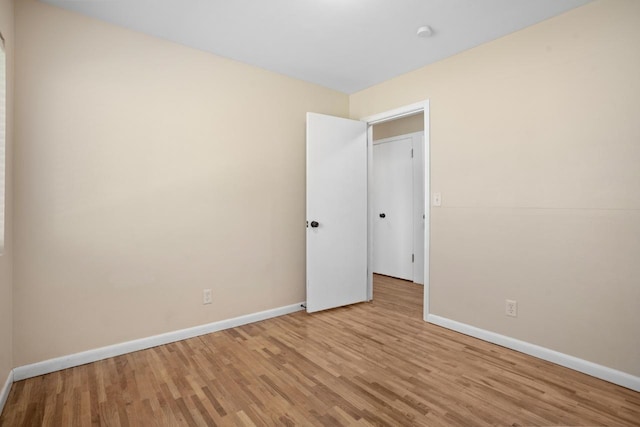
(40, 0, 592, 94)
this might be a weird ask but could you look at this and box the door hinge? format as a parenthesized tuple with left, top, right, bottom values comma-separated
(411, 148, 414, 158)
(412, 254, 414, 263)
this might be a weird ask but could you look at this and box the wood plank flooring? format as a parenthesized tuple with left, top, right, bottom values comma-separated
(2, 274, 639, 426)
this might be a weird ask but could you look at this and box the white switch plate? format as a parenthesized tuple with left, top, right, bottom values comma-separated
(433, 192, 442, 207)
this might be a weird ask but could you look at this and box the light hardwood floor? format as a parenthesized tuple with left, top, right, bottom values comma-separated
(1, 275, 639, 426)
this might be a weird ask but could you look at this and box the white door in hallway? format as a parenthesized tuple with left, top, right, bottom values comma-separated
(306, 113, 368, 313)
(372, 136, 414, 281)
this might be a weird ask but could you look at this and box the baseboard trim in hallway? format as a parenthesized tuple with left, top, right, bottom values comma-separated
(427, 314, 640, 392)
(13, 302, 305, 381)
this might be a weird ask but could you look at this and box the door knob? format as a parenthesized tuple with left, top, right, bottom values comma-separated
(310, 221, 319, 228)
(379, 213, 386, 218)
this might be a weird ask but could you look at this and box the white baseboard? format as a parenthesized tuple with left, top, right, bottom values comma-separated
(0, 369, 14, 416)
(14, 302, 305, 381)
(427, 314, 640, 392)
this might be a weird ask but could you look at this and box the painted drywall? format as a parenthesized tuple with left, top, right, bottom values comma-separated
(351, 0, 640, 376)
(13, 0, 348, 366)
(372, 113, 424, 140)
(0, 0, 13, 393)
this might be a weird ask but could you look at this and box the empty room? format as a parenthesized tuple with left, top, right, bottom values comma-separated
(0, 0, 639, 425)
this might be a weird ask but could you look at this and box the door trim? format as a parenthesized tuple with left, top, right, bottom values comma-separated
(362, 100, 430, 321)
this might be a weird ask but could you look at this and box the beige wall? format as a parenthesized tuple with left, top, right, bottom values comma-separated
(0, 0, 13, 386)
(351, 0, 640, 376)
(13, 0, 348, 366)
(373, 113, 424, 140)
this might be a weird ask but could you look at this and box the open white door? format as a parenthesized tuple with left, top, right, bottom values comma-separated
(306, 113, 368, 313)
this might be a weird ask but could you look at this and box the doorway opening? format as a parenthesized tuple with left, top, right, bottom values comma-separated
(363, 100, 430, 322)
(370, 113, 425, 316)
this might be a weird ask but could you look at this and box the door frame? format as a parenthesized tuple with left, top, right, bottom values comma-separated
(362, 100, 430, 321)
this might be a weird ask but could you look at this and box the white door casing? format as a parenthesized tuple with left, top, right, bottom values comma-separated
(362, 100, 430, 319)
(413, 134, 426, 285)
(306, 113, 368, 313)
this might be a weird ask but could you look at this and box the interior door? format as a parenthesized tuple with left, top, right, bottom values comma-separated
(306, 112, 368, 313)
(372, 137, 414, 280)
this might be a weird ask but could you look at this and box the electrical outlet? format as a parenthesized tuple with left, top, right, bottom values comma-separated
(505, 299, 517, 317)
(203, 289, 212, 305)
